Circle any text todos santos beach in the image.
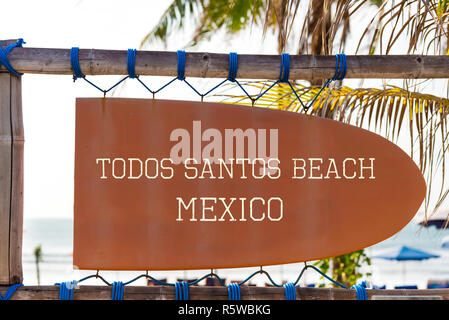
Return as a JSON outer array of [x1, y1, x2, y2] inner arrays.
[[94, 120, 375, 223]]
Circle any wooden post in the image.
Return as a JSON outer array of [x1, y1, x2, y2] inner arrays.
[[0, 63, 24, 285]]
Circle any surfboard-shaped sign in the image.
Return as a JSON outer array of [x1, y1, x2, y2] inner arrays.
[[74, 98, 426, 270]]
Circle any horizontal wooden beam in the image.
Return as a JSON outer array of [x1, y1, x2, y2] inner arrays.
[[2, 44, 449, 80], [2, 285, 448, 300]]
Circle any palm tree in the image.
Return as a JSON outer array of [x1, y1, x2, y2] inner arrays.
[[34, 245, 43, 285], [143, 0, 449, 286], [142, 0, 381, 54]]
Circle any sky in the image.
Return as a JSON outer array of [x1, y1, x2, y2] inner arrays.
[[1, 0, 448, 219]]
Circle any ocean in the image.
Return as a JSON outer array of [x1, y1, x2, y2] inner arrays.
[[22, 217, 449, 289]]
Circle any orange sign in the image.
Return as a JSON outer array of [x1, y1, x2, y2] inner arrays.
[[74, 98, 426, 270]]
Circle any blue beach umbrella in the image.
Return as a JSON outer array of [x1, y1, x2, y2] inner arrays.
[[441, 236, 449, 249], [374, 246, 439, 261], [373, 246, 440, 285]]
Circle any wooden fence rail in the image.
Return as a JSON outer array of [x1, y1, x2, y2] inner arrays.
[[1, 285, 447, 300], [4, 44, 449, 80]]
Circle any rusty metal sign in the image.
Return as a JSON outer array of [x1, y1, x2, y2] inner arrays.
[[74, 98, 426, 270]]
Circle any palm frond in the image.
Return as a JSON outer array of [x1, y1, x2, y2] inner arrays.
[[140, 0, 203, 47], [141, 0, 382, 53], [141, 0, 267, 48], [359, 0, 449, 55], [215, 81, 449, 213]]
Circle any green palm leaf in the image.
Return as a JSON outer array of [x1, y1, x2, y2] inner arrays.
[[141, 0, 267, 48], [216, 81, 449, 214]]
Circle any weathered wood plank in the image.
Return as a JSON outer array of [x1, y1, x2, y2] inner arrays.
[[8, 75, 23, 284], [1, 285, 448, 300], [0, 73, 12, 284], [371, 295, 443, 300], [0, 40, 24, 284], [2, 45, 449, 80]]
